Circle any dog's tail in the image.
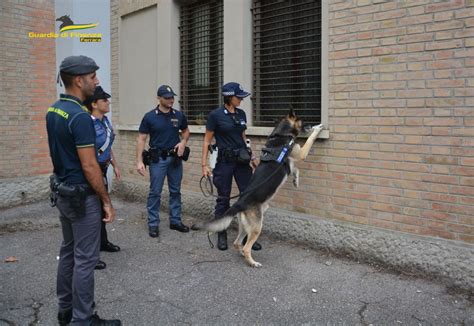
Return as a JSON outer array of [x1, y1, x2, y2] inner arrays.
[[191, 205, 241, 232]]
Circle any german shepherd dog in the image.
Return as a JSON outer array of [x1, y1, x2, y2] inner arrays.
[[192, 109, 323, 267]]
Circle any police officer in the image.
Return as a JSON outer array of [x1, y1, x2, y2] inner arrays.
[[201, 82, 262, 251], [46, 55, 121, 325], [84, 86, 121, 271], [136, 85, 190, 238]]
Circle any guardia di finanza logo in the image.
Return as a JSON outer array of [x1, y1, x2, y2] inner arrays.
[[28, 15, 102, 42]]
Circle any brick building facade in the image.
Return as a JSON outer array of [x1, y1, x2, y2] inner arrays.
[[111, 0, 473, 246], [0, 0, 472, 287]]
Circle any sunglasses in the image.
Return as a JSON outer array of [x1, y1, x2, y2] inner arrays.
[[163, 96, 174, 100]]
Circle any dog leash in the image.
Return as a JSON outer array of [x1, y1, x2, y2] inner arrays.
[[207, 232, 214, 248], [199, 162, 287, 200]]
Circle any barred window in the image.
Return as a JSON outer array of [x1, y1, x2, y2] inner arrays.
[[180, 0, 223, 125], [252, 0, 321, 126]]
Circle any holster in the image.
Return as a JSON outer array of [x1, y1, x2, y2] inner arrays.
[[57, 183, 93, 217], [181, 146, 190, 161], [49, 174, 60, 207], [142, 149, 151, 167]]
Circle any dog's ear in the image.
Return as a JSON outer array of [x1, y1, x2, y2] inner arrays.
[[288, 107, 296, 119]]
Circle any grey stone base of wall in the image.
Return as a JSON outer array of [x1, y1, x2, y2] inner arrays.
[[113, 178, 473, 292], [0, 175, 50, 208], [3, 176, 471, 291]]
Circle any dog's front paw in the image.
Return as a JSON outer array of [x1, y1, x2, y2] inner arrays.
[[312, 124, 323, 131]]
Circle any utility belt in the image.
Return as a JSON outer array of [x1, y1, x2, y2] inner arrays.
[[142, 146, 190, 167], [218, 147, 251, 165], [49, 174, 95, 208]]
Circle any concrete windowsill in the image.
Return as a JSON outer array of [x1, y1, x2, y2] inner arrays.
[[116, 124, 329, 139]]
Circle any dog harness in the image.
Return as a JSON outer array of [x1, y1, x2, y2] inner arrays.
[[260, 138, 295, 174]]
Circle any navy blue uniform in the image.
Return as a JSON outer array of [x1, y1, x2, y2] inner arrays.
[[206, 106, 252, 218], [139, 107, 188, 149], [46, 94, 102, 324], [139, 107, 188, 228], [206, 107, 247, 151]]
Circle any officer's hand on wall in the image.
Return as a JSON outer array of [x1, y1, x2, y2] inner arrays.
[[102, 205, 116, 223], [137, 162, 146, 176]]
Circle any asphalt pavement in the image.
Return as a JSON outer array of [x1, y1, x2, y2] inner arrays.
[[0, 198, 472, 325]]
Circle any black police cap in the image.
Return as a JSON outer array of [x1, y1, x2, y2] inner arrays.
[[84, 86, 111, 106], [59, 55, 99, 75]]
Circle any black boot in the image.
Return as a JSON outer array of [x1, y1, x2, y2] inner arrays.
[[90, 313, 121, 325], [243, 235, 262, 251], [217, 231, 228, 251], [95, 260, 107, 270], [58, 309, 72, 326]]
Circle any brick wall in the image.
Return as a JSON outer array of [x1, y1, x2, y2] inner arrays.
[[326, 0, 473, 243], [111, 0, 473, 245], [0, 0, 56, 178]]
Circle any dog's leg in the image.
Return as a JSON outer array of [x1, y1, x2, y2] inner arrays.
[[292, 167, 299, 188], [290, 124, 323, 161], [233, 213, 247, 253], [242, 210, 263, 268]]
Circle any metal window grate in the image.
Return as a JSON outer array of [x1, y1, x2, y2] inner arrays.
[[180, 0, 223, 125], [252, 0, 322, 126]]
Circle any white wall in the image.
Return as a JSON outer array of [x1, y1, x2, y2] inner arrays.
[[223, 0, 253, 124], [55, 0, 111, 98]]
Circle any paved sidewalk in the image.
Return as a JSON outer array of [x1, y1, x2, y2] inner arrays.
[[1, 199, 472, 325]]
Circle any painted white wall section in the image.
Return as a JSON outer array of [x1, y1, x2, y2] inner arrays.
[[223, 0, 253, 124]]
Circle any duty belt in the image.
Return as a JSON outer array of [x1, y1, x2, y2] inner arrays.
[[150, 148, 176, 159]]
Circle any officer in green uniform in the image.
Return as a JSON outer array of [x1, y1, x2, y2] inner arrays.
[[46, 55, 121, 325]]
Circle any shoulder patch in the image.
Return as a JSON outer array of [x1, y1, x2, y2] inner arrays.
[[47, 107, 69, 119]]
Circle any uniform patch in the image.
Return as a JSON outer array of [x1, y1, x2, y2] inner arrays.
[[48, 107, 69, 119]]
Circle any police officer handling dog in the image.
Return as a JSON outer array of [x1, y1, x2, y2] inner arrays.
[[46, 55, 121, 325], [136, 85, 190, 238], [201, 82, 262, 251]]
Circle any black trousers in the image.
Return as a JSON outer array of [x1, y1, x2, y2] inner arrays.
[[212, 160, 252, 218], [100, 165, 110, 247], [100, 220, 108, 247]]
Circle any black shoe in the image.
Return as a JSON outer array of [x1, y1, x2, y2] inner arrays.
[[101, 241, 121, 252], [149, 227, 159, 238], [170, 223, 190, 233], [90, 313, 121, 325], [243, 235, 262, 251], [95, 260, 107, 270], [217, 231, 228, 251], [58, 309, 72, 326]]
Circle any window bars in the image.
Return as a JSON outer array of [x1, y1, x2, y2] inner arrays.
[[180, 0, 223, 125], [252, 0, 322, 126]]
